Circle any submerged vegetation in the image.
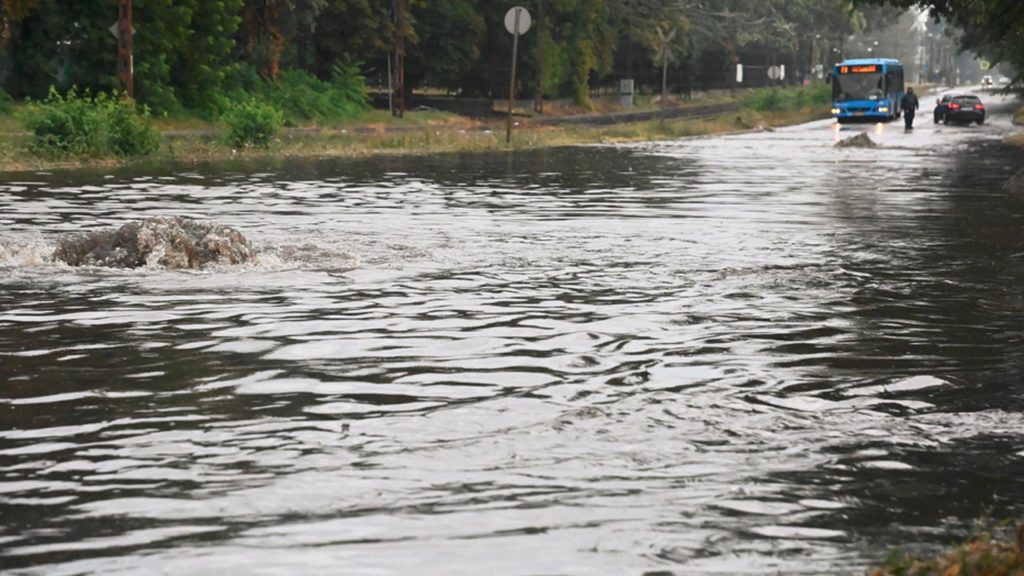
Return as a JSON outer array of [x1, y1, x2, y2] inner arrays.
[[870, 522, 1024, 576]]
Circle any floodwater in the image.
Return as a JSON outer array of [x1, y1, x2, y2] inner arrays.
[[2, 96, 1023, 575]]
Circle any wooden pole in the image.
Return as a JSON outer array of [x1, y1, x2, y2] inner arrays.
[[534, 0, 544, 114], [117, 0, 134, 98], [661, 53, 668, 109], [393, 0, 406, 118]]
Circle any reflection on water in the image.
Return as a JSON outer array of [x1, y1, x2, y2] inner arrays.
[[2, 115, 1024, 575]]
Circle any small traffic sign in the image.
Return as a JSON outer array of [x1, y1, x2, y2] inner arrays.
[[109, 22, 136, 40], [654, 27, 676, 63], [504, 7, 531, 35]]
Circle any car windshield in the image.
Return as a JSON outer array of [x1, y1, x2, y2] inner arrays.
[[833, 72, 885, 102]]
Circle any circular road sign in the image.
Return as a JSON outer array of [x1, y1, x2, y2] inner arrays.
[[504, 7, 532, 35], [767, 65, 783, 80]]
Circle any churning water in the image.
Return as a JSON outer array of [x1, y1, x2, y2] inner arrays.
[[2, 106, 1024, 575]]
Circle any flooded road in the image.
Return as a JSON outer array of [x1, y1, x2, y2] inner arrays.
[[2, 95, 1024, 575]]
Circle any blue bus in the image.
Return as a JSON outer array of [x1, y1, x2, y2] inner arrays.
[[830, 58, 905, 123]]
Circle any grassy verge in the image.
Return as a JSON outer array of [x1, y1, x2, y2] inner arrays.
[[147, 105, 826, 166], [0, 89, 829, 173], [869, 522, 1024, 576]]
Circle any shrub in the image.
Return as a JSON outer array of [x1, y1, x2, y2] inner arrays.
[[221, 98, 284, 148], [217, 62, 369, 125], [23, 87, 100, 155], [0, 90, 13, 115], [101, 96, 161, 157], [22, 87, 160, 157], [742, 84, 831, 112], [796, 83, 831, 108], [743, 88, 789, 112]]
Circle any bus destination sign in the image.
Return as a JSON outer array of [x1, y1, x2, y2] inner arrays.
[[840, 65, 879, 74]]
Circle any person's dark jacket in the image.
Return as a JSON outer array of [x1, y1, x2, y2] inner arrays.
[[901, 92, 920, 115]]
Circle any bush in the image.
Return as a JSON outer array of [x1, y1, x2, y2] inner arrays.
[[742, 84, 831, 112], [0, 90, 13, 115], [796, 83, 831, 108], [22, 87, 160, 157], [218, 62, 369, 125], [101, 97, 161, 157], [743, 88, 789, 112], [221, 98, 284, 148]]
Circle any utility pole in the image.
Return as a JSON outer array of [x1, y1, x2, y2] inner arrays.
[[117, 0, 134, 98], [392, 0, 406, 118]]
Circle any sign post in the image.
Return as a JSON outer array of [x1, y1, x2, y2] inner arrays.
[[504, 6, 531, 145], [110, 0, 134, 98], [654, 27, 676, 109]]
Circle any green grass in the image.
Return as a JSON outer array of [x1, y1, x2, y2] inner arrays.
[[0, 86, 830, 173], [0, 103, 26, 134]]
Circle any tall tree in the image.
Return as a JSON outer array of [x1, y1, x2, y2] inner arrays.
[[406, 0, 484, 93], [4, 0, 114, 98], [856, 0, 1023, 84], [312, 0, 394, 80], [0, 0, 38, 55]]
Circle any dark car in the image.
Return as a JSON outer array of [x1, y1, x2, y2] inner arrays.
[[933, 92, 963, 123], [942, 94, 986, 125]]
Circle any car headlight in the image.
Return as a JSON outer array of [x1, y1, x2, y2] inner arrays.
[[878, 107, 889, 113], [831, 108, 840, 115]]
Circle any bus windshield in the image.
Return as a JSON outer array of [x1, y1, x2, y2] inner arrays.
[[833, 72, 886, 102]]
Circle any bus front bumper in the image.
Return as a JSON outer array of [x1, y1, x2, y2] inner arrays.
[[832, 107, 893, 123]]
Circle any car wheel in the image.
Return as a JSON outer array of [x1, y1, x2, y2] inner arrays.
[[977, 119, 984, 125], [943, 118, 950, 125]]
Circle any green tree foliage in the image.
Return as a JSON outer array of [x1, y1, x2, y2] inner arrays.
[[0, 0, 38, 54], [0, 0, 925, 117], [174, 0, 244, 112], [310, 0, 394, 80], [856, 0, 1023, 86], [406, 0, 484, 92], [5, 0, 115, 98]]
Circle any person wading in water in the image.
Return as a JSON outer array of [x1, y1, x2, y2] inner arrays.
[[901, 87, 920, 130]]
